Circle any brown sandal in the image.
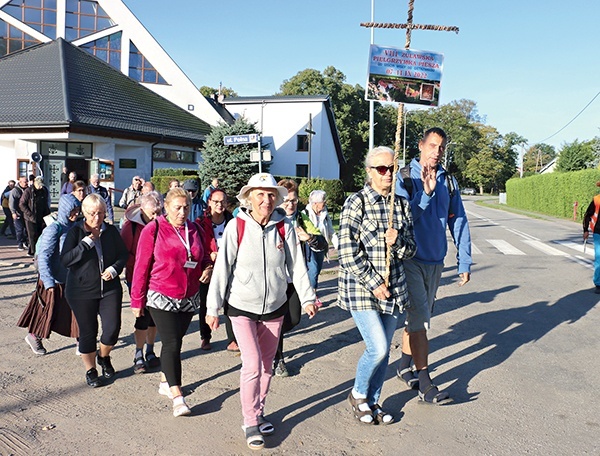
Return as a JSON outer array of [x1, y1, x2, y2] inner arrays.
[[347, 392, 374, 424], [370, 404, 394, 425]]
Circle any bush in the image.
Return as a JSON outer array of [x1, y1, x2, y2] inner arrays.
[[298, 178, 345, 214], [151, 169, 199, 194]]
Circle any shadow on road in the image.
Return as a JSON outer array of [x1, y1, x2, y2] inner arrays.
[[429, 288, 599, 403]]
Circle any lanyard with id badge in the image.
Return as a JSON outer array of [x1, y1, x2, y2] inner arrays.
[[173, 223, 197, 269]]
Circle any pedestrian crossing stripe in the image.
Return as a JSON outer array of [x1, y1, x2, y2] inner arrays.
[[522, 240, 568, 256], [486, 239, 526, 255]]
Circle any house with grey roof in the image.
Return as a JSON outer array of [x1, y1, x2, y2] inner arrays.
[[222, 96, 344, 179], [0, 38, 210, 201]]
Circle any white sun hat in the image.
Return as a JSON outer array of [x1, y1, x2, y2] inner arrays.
[[237, 173, 288, 207]]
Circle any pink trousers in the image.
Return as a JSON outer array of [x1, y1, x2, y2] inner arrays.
[[230, 315, 284, 427]]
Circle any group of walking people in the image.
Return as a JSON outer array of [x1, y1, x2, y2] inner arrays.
[[14, 125, 473, 451]]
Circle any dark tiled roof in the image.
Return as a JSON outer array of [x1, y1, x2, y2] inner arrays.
[[0, 38, 210, 145]]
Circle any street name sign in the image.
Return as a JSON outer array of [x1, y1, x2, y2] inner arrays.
[[223, 134, 260, 145]]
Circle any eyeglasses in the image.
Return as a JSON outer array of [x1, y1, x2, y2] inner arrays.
[[282, 199, 298, 205], [210, 200, 226, 205], [370, 165, 395, 175], [86, 211, 105, 218]]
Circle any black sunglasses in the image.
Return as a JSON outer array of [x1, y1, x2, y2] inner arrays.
[[370, 165, 394, 175]]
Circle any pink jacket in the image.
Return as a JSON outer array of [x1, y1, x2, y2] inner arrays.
[[130, 215, 210, 309]]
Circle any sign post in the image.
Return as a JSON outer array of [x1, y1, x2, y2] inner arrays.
[[361, 0, 459, 286], [223, 134, 263, 172]]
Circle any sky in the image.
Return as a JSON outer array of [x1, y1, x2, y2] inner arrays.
[[124, 0, 600, 151]]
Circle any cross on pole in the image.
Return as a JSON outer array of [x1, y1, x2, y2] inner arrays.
[[361, 0, 459, 286]]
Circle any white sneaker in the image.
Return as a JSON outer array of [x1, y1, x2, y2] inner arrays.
[[158, 382, 174, 399], [25, 334, 46, 355], [172, 398, 191, 417]]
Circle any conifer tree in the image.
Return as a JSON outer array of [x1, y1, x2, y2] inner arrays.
[[199, 117, 269, 201]]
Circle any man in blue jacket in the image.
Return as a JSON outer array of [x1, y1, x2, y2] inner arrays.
[[395, 127, 472, 405], [88, 174, 114, 224]]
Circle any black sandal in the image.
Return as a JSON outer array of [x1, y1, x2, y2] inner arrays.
[[347, 392, 374, 424], [418, 384, 452, 405], [397, 367, 419, 390], [145, 352, 160, 369], [133, 353, 146, 374], [370, 404, 394, 425]]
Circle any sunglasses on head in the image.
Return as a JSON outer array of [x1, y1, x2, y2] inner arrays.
[[370, 165, 395, 175]]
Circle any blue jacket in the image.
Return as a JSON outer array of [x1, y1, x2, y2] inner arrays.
[[87, 184, 114, 222], [37, 194, 81, 289], [395, 158, 472, 274]]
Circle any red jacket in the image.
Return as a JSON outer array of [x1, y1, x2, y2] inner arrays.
[[130, 215, 210, 309]]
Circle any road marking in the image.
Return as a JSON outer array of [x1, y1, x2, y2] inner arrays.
[[553, 240, 594, 257], [571, 255, 594, 269], [466, 210, 499, 225], [487, 239, 526, 255], [522, 240, 568, 256], [471, 243, 482, 255], [506, 228, 539, 241]]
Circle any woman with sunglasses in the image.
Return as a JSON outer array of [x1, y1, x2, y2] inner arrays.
[[337, 146, 416, 425]]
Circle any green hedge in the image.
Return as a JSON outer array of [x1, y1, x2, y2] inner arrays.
[[298, 178, 345, 214], [151, 169, 199, 194], [506, 169, 600, 220]]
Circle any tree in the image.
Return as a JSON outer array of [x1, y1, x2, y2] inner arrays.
[[522, 143, 556, 175], [278, 67, 375, 190], [403, 100, 484, 185], [199, 85, 238, 98], [556, 139, 595, 172], [199, 117, 266, 200]]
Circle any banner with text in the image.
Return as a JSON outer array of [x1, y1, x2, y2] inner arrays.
[[366, 45, 444, 106]]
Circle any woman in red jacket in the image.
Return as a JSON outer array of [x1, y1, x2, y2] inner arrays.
[[130, 187, 211, 417]]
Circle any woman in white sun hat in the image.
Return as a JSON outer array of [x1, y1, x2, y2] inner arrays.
[[206, 172, 318, 450]]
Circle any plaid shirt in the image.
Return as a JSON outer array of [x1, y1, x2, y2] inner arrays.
[[337, 184, 416, 314]]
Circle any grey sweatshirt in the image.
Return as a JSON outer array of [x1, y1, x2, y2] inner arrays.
[[207, 207, 315, 317]]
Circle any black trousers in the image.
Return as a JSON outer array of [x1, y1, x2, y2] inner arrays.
[[148, 308, 194, 387], [275, 284, 302, 361], [1, 207, 14, 235], [25, 220, 41, 256], [67, 293, 122, 354]]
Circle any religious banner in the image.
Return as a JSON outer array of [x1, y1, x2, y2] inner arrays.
[[366, 45, 444, 106]]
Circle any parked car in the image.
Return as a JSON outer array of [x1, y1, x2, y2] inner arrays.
[[461, 187, 476, 196]]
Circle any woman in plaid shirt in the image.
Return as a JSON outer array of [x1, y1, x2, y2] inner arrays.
[[338, 146, 416, 425]]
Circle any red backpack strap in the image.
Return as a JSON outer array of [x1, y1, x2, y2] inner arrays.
[[236, 217, 284, 249], [236, 217, 245, 247], [276, 220, 285, 241]]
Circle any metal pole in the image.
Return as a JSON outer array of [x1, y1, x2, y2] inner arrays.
[[368, 0, 375, 151], [307, 113, 312, 179], [259, 101, 265, 173]]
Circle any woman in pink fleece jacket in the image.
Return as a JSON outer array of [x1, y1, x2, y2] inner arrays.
[[130, 187, 211, 417]]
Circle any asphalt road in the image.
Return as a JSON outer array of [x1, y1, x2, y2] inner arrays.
[[0, 199, 598, 455]]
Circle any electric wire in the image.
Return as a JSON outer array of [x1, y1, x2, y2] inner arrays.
[[537, 90, 600, 143]]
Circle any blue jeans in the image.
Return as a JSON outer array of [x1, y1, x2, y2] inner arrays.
[[594, 234, 600, 286], [14, 217, 26, 246], [306, 249, 325, 289], [350, 307, 399, 405]]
